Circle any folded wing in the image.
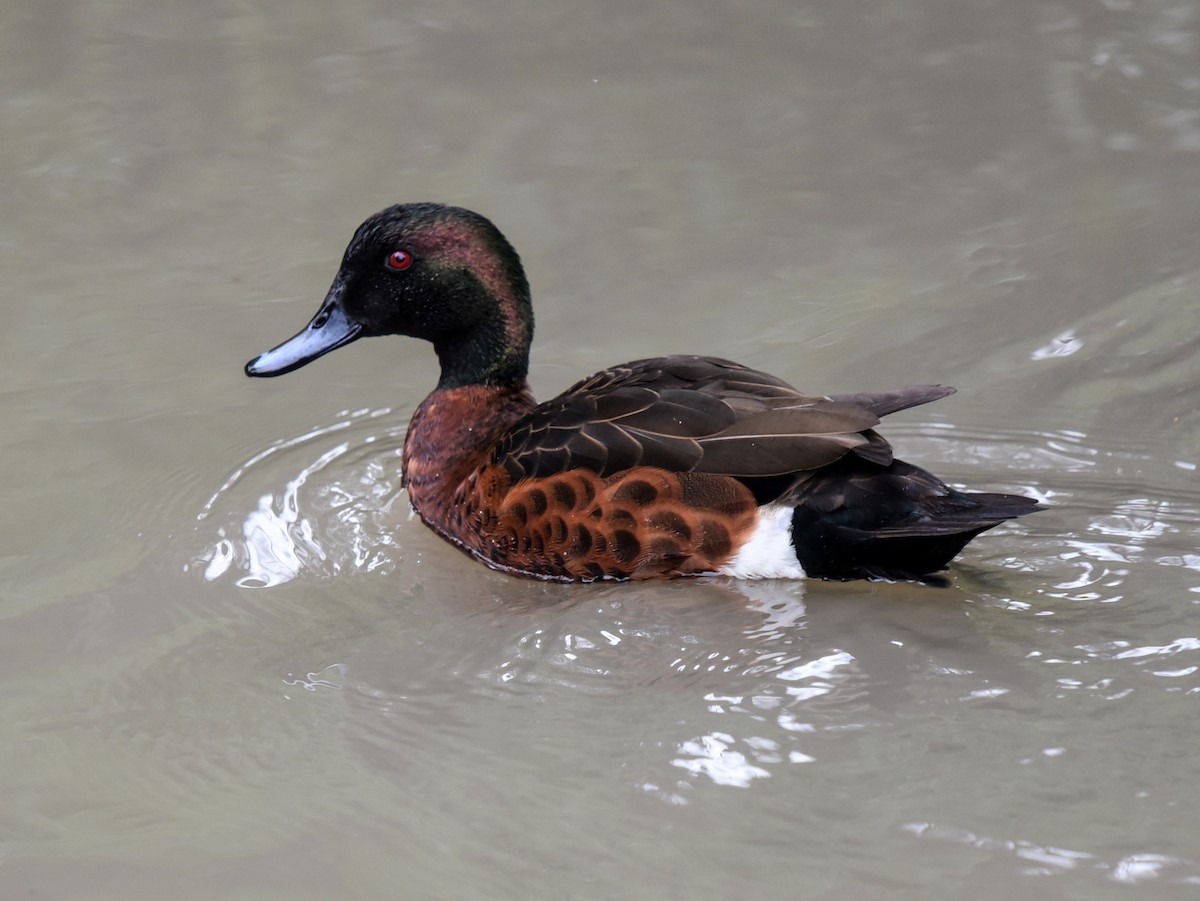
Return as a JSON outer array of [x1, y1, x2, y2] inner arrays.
[[494, 356, 954, 493]]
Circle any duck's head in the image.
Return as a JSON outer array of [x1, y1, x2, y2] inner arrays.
[[245, 203, 534, 388]]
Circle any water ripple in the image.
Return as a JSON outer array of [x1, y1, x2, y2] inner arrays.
[[903, 821, 1200, 886], [186, 407, 409, 587]]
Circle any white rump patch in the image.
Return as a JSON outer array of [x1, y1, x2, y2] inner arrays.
[[718, 505, 807, 579]]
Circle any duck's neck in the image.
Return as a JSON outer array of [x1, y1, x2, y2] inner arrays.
[[402, 381, 535, 527], [433, 316, 529, 390], [428, 234, 534, 390]]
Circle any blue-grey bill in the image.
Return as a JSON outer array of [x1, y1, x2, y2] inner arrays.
[[245, 301, 362, 377]]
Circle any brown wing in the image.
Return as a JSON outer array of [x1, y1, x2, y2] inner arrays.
[[827, 385, 956, 417], [493, 356, 919, 486]]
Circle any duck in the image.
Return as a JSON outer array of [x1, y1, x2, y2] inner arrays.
[[245, 202, 1041, 583]]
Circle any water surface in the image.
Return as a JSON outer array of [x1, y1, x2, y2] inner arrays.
[[3, 1, 1199, 898]]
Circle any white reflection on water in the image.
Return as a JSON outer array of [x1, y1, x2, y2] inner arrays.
[[1046, 494, 1200, 605], [668, 666, 837, 787], [902, 821, 1200, 886], [1074, 636, 1200, 689], [1030, 329, 1084, 360], [1112, 637, 1200, 659], [282, 663, 347, 696], [671, 731, 772, 787], [904, 820, 1097, 874], [187, 407, 407, 587]]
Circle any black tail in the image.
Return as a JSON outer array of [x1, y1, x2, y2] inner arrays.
[[789, 458, 1043, 582]]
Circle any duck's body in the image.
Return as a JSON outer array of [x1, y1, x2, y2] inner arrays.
[[246, 203, 1041, 582]]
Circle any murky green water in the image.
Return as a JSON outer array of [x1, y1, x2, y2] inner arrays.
[[3, 1, 1199, 898]]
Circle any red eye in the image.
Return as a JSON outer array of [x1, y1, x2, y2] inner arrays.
[[385, 250, 413, 270]]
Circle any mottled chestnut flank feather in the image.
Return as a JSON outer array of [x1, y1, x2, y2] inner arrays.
[[246, 202, 1043, 583], [446, 464, 758, 580], [400, 370, 773, 579]]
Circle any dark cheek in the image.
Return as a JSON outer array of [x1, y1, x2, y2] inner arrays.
[[366, 287, 393, 318], [340, 273, 374, 317]]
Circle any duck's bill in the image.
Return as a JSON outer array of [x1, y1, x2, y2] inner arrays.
[[245, 299, 362, 377]]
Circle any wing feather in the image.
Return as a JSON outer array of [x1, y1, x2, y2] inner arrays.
[[493, 356, 948, 494]]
